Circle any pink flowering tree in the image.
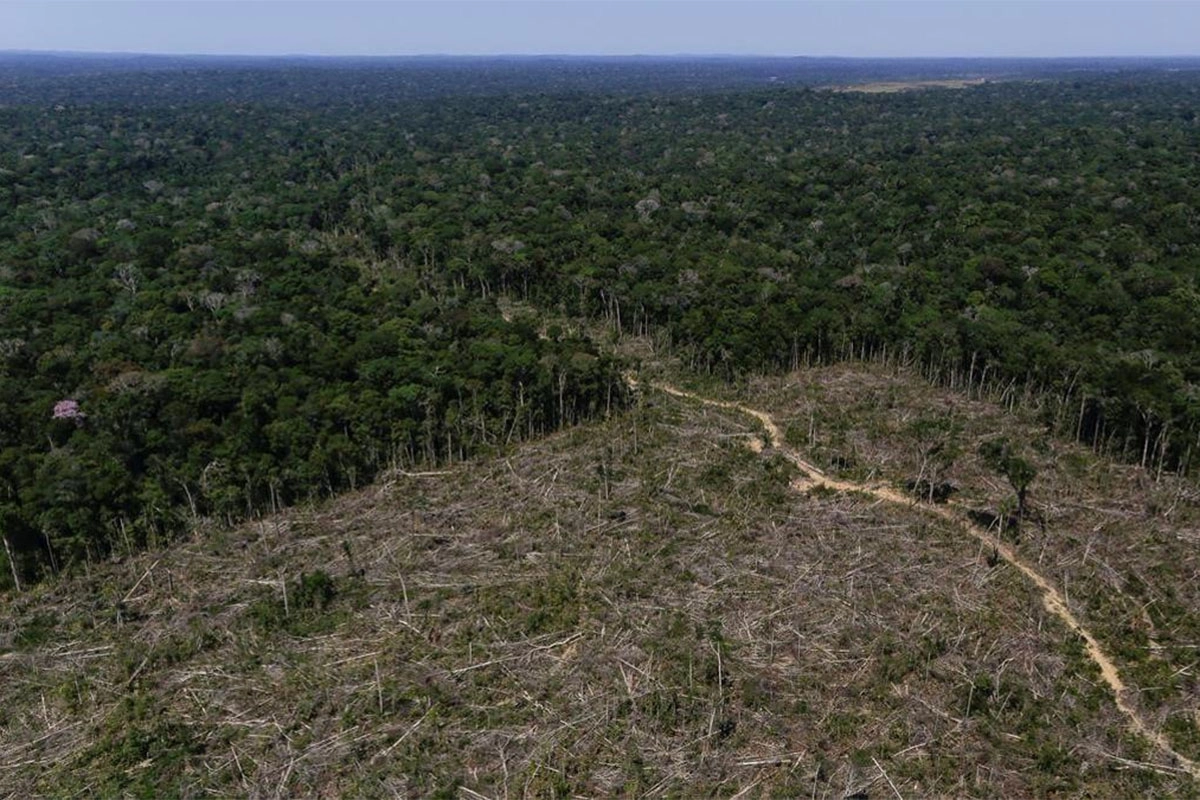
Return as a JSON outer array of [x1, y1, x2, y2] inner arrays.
[[52, 399, 85, 422]]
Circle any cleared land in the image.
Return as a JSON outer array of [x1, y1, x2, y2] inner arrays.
[[829, 77, 990, 93], [651, 377, 1200, 781], [2, 363, 1199, 797]]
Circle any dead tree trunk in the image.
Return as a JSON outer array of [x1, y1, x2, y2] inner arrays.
[[2, 533, 20, 591]]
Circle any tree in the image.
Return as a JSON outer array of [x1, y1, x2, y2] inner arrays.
[[979, 437, 1037, 533], [906, 414, 963, 503]]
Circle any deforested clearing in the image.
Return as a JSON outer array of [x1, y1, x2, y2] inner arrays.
[[4, 363, 1199, 797]]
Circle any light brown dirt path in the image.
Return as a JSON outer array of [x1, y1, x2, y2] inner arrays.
[[648, 379, 1200, 780]]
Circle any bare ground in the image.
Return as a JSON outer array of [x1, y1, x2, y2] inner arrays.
[[828, 78, 990, 94]]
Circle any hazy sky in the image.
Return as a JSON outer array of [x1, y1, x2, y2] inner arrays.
[[1, 1, 1198, 58]]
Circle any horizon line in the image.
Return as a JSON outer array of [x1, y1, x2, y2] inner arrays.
[[5, 49, 1200, 61]]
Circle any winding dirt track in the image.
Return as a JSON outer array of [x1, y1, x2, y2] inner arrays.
[[649, 380, 1200, 780]]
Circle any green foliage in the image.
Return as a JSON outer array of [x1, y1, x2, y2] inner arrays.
[[5, 56, 1200, 589], [293, 569, 337, 612], [248, 569, 358, 636], [980, 436, 1038, 525], [66, 694, 204, 799], [12, 612, 57, 650]]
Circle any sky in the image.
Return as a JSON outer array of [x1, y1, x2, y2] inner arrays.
[[0, 1, 1198, 59]]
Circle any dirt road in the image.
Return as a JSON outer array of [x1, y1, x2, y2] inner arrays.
[[649, 379, 1200, 780]]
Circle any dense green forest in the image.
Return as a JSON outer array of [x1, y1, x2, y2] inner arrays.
[[2, 56, 1200, 585]]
